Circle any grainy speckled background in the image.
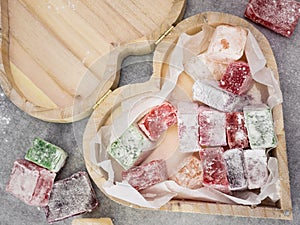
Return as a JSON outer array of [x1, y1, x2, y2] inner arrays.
[[1, 0, 299, 224]]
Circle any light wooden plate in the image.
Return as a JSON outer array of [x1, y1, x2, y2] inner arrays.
[[0, 0, 186, 122], [83, 12, 292, 220]]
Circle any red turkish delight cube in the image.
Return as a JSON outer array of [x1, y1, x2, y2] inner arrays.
[[226, 112, 249, 149], [198, 106, 227, 147], [6, 159, 56, 206], [138, 102, 177, 141], [245, 0, 300, 37], [199, 147, 229, 193], [219, 61, 253, 95], [122, 160, 168, 191]]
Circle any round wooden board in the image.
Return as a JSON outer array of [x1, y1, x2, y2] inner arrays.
[[0, 0, 186, 122], [83, 12, 292, 220]]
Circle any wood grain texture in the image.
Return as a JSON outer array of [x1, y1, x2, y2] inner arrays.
[[83, 12, 292, 220], [0, 0, 186, 122]]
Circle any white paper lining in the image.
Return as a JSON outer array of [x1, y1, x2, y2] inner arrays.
[[90, 26, 282, 209]]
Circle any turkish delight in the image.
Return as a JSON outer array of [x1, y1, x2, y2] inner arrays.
[[244, 149, 268, 189], [25, 138, 68, 172], [193, 80, 250, 112], [223, 149, 247, 191], [108, 125, 154, 170], [44, 172, 98, 223], [177, 102, 201, 152], [138, 102, 177, 141], [72, 218, 114, 225], [199, 147, 229, 193], [219, 61, 253, 95], [6, 159, 56, 206], [206, 25, 247, 63], [122, 160, 168, 191], [245, 0, 300, 37], [169, 154, 203, 189], [198, 106, 227, 147], [226, 112, 249, 149], [244, 104, 277, 148]]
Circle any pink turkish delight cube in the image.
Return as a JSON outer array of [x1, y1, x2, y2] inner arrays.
[[177, 102, 201, 152], [223, 149, 248, 191], [138, 102, 177, 141], [245, 0, 300, 37], [122, 160, 168, 191], [226, 112, 249, 149], [200, 147, 229, 193], [244, 149, 268, 189], [6, 159, 56, 206], [219, 61, 253, 95], [169, 154, 203, 189], [198, 106, 227, 147]]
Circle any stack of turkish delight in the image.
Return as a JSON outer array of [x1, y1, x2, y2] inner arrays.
[[107, 24, 278, 201], [6, 138, 98, 223]]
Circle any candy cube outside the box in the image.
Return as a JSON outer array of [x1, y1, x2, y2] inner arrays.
[[177, 102, 201, 152], [72, 218, 114, 225], [223, 149, 247, 191], [108, 125, 154, 170], [244, 104, 277, 149], [138, 102, 177, 141], [199, 147, 229, 193], [244, 149, 268, 189], [245, 0, 300, 37], [193, 80, 250, 112], [44, 172, 98, 223], [226, 112, 249, 149], [6, 159, 56, 206], [206, 25, 247, 63], [25, 138, 68, 173], [169, 154, 203, 189], [219, 61, 253, 95], [122, 160, 168, 191], [198, 106, 227, 147]]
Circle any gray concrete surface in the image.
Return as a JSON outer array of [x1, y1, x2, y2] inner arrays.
[[1, 0, 299, 224]]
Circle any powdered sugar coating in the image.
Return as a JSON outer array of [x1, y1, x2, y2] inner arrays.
[[122, 160, 168, 191], [219, 61, 253, 95], [44, 172, 98, 223], [245, 0, 300, 37], [169, 155, 203, 189], [198, 106, 227, 147], [244, 149, 268, 189], [223, 149, 247, 191], [226, 112, 249, 149], [206, 25, 247, 63], [193, 80, 250, 112], [200, 147, 229, 193], [6, 159, 56, 206], [177, 102, 201, 152], [138, 102, 177, 141]]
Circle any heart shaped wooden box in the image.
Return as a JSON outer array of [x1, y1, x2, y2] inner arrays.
[[0, 0, 292, 220]]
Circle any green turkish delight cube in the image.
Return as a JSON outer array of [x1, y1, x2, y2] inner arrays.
[[108, 125, 153, 170], [244, 104, 277, 149], [25, 138, 68, 172]]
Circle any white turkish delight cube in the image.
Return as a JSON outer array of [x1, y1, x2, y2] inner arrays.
[[244, 149, 268, 189], [177, 102, 201, 152], [193, 80, 250, 112], [206, 25, 247, 63]]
